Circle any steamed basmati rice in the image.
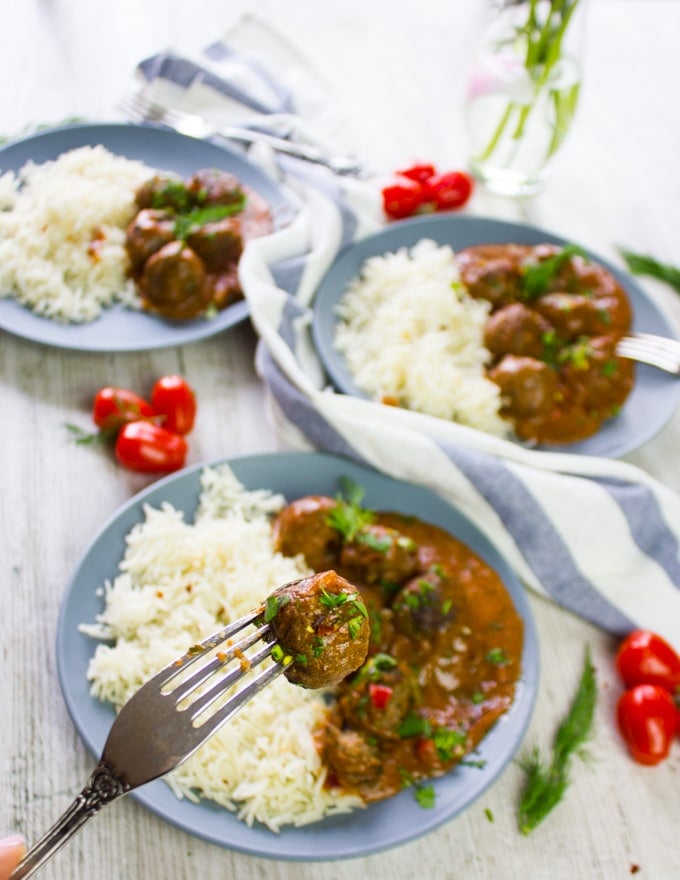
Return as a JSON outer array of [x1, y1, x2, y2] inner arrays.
[[333, 239, 510, 437], [80, 465, 364, 831], [0, 145, 154, 322]]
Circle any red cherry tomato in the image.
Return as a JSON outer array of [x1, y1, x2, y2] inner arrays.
[[615, 630, 680, 693], [616, 684, 676, 765], [150, 375, 197, 435], [428, 171, 474, 211], [397, 163, 437, 184], [92, 387, 156, 433], [368, 682, 393, 709], [115, 421, 187, 473], [381, 176, 426, 219]]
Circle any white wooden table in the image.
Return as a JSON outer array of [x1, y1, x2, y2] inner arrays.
[[1, 2, 679, 878]]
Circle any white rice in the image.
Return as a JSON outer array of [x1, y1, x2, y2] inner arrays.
[[80, 465, 364, 831], [333, 239, 510, 437], [0, 145, 154, 322]]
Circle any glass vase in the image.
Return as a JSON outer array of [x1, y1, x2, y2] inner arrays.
[[464, 0, 586, 197]]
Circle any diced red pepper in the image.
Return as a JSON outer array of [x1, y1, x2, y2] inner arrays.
[[368, 682, 393, 709]]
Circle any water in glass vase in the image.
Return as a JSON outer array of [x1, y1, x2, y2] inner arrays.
[[465, 51, 581, 197]]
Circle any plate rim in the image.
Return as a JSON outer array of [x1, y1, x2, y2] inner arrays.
[[56, 449, 540, 861], [0, 121, 295, 352], [311, 213, 680, 458]]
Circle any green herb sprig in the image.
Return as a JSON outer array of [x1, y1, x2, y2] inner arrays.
[[325, 477, 376, 541], [522, 243, 586, 298], [618, 248, 680, 296], [475, 0, 583, 164], [517, 645, 596, 835]]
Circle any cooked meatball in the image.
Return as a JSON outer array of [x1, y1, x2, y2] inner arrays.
[[488, 354, 559, 418], [186, 216, 244, 272], [338, 660, 415, 740], [272, 495, 341, 572], [125, 209, 176, 273], [138, 240, 210, 321], [324, 725, 382, 790], [239, 188, 275, 239], [205, 268, 243, 310], [188, 169, 245, 207], [392, 567, 456, 638], [340, 524, 419, 588], [484, 302, 554, 359], [560, 336, 635, 414], [134, 174, 192, 213], [457, 244, 526, 307], [535, 293, 626, 341], [267, 570, 370, 689]]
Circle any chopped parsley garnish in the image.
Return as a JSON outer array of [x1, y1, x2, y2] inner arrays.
[[414, 785, 436, 809], [325, 477, 375, 540], [399, 713, 432, 738], [347, 617, 364, 640], [150, 178, 192, 212], [398, 768, 436, 809], [354, 653, 397, 684], [486, 647, 509, 666], [263, 593, 290, 622], [174, 202, 245, 240], [355, 529, 392, 552], [484, 807, 494, 822], [558, 337, 592, 370], [318, 588, 349, 609], [432, 729, 467, 761], [521, 244, 587, 299]]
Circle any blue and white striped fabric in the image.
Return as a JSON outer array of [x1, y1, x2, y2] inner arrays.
[[240, 188, 680, 650], [135, 18, 680, 650]]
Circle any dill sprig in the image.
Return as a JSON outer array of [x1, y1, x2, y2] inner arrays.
[[618, 248, 680, 296], [517, 645, 596, 835]]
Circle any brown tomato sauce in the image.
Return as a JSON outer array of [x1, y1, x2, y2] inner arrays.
[[273, 494, 523, 804], [457, 243, 635, 444]]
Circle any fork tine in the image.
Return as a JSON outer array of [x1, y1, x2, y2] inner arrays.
[[194, 658, 286, 739], [167, 623, 271, 704], [616, 333, 680, 373], [153, 606, 263, 690], [117, 92, 167, 124], [188, 639, 277, 723]]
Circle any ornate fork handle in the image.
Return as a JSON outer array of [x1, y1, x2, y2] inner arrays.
[[10, 762, 130, 880]]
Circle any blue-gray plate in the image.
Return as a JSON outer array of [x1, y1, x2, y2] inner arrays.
[[57, 451, 539, 861], [311, 214, 680, 457], [0, 122, 296, 352]]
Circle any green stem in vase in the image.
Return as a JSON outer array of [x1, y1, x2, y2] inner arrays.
[[474, 0, 582, 163]]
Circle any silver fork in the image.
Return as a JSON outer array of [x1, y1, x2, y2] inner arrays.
[[10, 604, 281, 879], [616, 332, 680, 374], [117, 92, 368, 178]]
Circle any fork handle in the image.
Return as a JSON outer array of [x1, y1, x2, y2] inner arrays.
[[10, 762, 130, 879], [211, 127, 366, 176]]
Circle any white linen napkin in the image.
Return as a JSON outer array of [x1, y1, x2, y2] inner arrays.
[[134, 15, 680, 650]]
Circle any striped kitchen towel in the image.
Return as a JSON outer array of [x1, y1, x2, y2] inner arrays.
[[135, 15, 680, 649]]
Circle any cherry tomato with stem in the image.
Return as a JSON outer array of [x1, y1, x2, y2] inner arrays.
[[615, 630, 680, 693], [150, 375, 197, 435], [115, 421, 187, 473], [616, 684, 676, 766], [428, 170, 474, 211], [381, 176, 426, 219], [92, 387, 156, 434]]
